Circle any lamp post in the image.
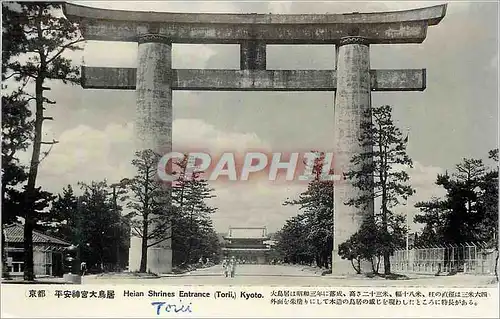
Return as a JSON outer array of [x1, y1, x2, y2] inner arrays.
[[63, 244, 81, 284]]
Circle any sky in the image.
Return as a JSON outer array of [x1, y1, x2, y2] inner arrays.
[[15, 1, 499, 234]]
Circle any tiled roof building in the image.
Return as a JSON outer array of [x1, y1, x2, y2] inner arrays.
[[4, 224, 70, 246]]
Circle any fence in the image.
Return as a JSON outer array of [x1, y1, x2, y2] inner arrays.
[[390, 242, 498, 275]]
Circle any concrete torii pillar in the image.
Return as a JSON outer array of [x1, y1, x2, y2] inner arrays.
[[135, 34, 173, 274], [333, 36, 374, 274]]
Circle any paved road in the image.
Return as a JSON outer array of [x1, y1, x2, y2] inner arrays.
[[82, 264, 498, 287], [189, 264, 320, 277]]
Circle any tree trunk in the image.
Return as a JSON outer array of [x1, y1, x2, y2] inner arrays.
[[495, 248, 499, 282], [113, 187, 120, 271], [322, 250, 329, 268], [379, 130, 391, 276], [381, 207, 391, 274], [351, 259, 361, 274], [185, 207, 194, 264], [139, 216, 148, 272], [99, 229, 105, 272], [381, 203, 391, 275], [1, 185, 9, 278], [2, 230, 9, 278], [23, 73, 46, 281], [383, 251, 391, 275], [370, 257, 377, 273]]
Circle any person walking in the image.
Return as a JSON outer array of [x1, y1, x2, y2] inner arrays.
[[229, 256, 237, 278], [221, 258, 229, 277], [80, 261, 87, 276]]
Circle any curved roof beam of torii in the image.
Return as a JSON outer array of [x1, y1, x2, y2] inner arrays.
[[63, 2, 447, 44], [63, 3, 447, 25]]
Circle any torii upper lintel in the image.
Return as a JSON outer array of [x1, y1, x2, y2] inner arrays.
[[63, 3, 447, 44]]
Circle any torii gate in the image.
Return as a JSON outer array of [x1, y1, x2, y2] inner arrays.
[[63, 3, 447, 274]]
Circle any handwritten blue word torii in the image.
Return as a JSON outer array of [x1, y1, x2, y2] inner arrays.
[[151, 301, 193, 315]]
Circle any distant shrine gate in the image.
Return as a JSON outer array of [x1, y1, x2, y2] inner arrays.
[[222, 227, 272, 264], [64, 3, 447, 274]]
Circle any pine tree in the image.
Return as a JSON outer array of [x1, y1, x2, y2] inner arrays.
[[1, 95, 32, 213], [414, 150, 499, 280], [483, 150, 499, 281], [108, 179, 132, 271], [2, 2, 83, 280], [283, 152, 334, 268], [274, 214, 315, 265], [413, 198, 447, 247], [78, 181, 124, 271], [126, 150, 173, 272], [338, 216, 384, 274], [1, 93, 33, 278], [171, 154, 217, 266], [344, 105, 414, 275], [478, 150, 499, 242], [39, 185, 78, 241], [2, 5, 34, 277], [415, 157, 490, 244]]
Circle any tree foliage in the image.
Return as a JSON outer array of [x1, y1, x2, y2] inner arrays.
[[38, 185, 77, 241], [278, 152, 334, 268], [78, 181, 129, 272], [1, 93, 33, 224], [125, 150, 173, 272], [414, 150, 499, 246], [343, 105, 413, 275], [274, 215, 315, 264], [1, 6, 34, 278], [29, 181, 130, 273], [171, 155, 219, 267], [2, 2, 83, 280], [338, 216, 384, 274]]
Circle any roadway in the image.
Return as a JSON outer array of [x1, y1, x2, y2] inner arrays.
[[81, 264, 498, 287]]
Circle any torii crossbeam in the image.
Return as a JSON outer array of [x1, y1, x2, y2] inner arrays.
[[63, 2, 447, 275]]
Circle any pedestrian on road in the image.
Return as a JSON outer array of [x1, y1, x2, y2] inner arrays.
[[230, 256, 237, 278], [222, 258, 229, 277], [81, 261, 87, 276]]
